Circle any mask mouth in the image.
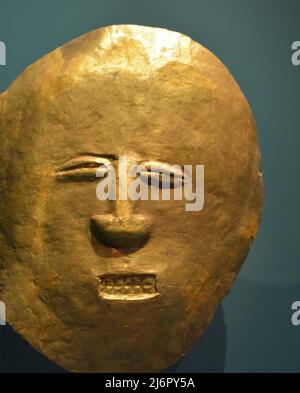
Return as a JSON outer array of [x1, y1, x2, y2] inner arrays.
[[98, 273, 158, 300]]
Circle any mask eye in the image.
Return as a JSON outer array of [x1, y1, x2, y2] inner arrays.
[[140, 162, 185, 189], [56, 157, 112, 182]]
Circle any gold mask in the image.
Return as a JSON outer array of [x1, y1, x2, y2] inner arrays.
[[0, 25, 263, 372]]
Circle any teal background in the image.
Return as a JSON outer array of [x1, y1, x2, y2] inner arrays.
[[0, 0, 300, 372]]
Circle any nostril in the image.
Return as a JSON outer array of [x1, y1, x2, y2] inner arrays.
[[90, 214, 151, 249]]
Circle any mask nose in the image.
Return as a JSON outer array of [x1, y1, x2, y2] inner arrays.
[[91, 199, 151, 249]]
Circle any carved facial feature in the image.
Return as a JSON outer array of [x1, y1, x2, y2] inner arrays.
[[56, 155, 114, 182], [98, 273, 158, 300], [56, 155, 188, 253]]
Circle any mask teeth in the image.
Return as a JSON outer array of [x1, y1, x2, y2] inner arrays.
[[99, 274, 157, 297]]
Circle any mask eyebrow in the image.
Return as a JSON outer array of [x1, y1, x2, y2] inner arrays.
[[77, 153, 117, 160], [57, 155, 113, 172]]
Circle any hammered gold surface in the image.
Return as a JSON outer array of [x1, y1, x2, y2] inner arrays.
[[0, 25, 263, 372]]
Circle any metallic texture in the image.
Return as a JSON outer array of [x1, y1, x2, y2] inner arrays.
[[0, 25, 263, 372]]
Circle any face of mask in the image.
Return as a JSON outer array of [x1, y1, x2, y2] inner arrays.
[[0, 25, 263, 372]]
